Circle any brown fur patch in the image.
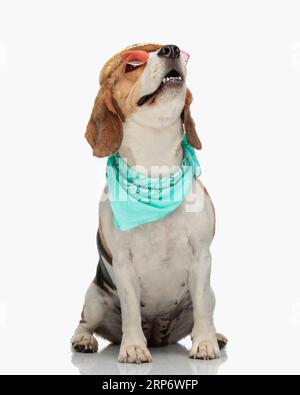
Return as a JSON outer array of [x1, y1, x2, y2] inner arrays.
[[182, 89, 202, 150], [110, 65, 144, 119], [85, 89, 123, 157], [100, 43, 162, 85]]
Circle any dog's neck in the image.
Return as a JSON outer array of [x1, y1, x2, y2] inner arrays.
[[118, 118, 184, 178]]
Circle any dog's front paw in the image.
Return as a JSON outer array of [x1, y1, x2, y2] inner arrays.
[[71, 334, 98, 353], [118, 341, 152, 364], [190, 333, 220, 360]]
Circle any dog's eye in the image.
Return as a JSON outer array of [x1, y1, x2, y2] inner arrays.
[[125, 63, 142, 73]]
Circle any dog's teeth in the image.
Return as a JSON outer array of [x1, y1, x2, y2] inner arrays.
[[163, 75, 183, 83]]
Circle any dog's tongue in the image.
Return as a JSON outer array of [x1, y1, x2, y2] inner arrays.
[[120, 50, 149, 66]]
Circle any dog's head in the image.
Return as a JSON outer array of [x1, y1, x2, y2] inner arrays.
[[85, 43, 201, 157]]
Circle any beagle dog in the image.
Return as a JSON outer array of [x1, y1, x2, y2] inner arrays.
[[71, 43, 227, 363]]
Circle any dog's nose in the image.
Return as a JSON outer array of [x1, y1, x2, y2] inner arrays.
[[158, 45, 180, 60]]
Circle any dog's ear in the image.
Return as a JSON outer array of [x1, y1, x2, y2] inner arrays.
[[85, 89, 124, 158], [182, 88, 202, 150]]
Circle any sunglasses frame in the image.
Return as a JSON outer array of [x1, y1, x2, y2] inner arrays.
[[120, 48, 191, 67]]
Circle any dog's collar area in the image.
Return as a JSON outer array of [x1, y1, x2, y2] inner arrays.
[[105, 135, 201, 231]]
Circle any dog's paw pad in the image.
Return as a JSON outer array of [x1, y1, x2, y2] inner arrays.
[[118, 343, 152, 364], [71, 334, 98, 353]]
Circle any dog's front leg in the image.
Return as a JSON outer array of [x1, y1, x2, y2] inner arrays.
[[188, 247, 221, 360], [113, 252, 152, 364]]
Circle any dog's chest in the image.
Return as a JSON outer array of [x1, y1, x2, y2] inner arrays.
[[127, 207, 194, 316]]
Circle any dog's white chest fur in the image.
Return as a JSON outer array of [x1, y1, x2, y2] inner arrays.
[[126, 206, 194, 316]]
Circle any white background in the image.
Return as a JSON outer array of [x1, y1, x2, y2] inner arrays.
[[1, 0, 300, 375]]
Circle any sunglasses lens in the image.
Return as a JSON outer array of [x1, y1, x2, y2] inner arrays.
[[180, 50, 190, 63], [120, 50, 149, 66]]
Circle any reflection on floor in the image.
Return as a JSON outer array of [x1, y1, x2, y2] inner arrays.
[[71, 342, 227, 375]]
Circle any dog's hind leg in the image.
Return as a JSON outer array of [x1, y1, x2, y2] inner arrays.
[[71, 282, 111, 353], [72, 230, 122, 352]]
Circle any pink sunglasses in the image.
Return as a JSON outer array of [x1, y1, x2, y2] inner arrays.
[[120, 49, 190, 66]]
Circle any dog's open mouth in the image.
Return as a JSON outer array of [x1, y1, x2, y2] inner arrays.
[[137, 69, 184, 106]]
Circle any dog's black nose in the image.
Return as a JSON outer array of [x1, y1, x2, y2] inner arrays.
[[158, 45, 180, 60]]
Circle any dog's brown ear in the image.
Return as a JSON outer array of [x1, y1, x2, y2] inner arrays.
[[85, 90, 124, 158], [182, 88, 202, 150]]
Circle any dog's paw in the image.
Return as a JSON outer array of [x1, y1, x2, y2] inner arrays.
[[118, 342, 152, 364], [71, 334, 98, 353], [190, 333, 220, 360]]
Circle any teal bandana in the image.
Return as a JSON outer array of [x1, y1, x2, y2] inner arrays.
[[106, 135, 201, 231]]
